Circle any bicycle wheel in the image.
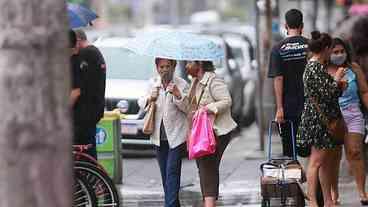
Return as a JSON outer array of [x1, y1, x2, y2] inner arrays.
[[75, 161, 120, 207], [74, 172, 97, 207], [73, 152, 109, 175]]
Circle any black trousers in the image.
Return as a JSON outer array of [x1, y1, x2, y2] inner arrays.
[[73, 124, 97, 160], [279, 116, 300, 157], [196, 132, 232, 199]]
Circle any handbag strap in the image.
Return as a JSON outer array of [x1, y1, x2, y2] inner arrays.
[[195, 78, 211, 110], [310, 97, 330, 126]]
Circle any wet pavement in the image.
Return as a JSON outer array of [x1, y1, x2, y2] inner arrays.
[[117, 124, 365, 206]]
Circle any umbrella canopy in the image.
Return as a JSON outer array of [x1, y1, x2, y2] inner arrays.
[[123, 30, 224, 61], [67, 3, 98, 28]]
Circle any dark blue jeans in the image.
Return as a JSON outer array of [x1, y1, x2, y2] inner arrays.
[[155, 141, 183, 207]]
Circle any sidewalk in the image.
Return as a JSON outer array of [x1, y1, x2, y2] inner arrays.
[[119, 124, 262, 206], [118, 124, 364, 206], [263, 124, 363, 207]]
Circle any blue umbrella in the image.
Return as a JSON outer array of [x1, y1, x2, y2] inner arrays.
[[123, 30, 224, 61], [67, 3, 98, 28]]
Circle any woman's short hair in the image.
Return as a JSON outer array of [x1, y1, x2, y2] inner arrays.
[[155, 58, 177, 68], [195, 61, 215, 72], [308, 31, 332, 53], [69, 30, 77, 48], [331, 37, 352, 65]]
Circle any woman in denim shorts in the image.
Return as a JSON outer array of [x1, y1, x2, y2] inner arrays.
[[327, 38, 368, 205]]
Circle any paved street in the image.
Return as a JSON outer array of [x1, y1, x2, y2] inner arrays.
[[118, 124, 364, 206]]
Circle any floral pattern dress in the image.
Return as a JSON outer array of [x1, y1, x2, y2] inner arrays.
[[297, 61, 343, 149]]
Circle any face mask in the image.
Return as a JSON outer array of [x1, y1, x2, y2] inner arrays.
[[186, 63, 199, 77], [330, 53, 347, 66]]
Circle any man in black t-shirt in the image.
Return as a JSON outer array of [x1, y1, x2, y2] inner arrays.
[[69, 30, 81, 110], [268, 9, 308, 157], [74, 29, 106, 159]]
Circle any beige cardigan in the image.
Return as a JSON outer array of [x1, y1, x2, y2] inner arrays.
[[180, 72, 237, 136]]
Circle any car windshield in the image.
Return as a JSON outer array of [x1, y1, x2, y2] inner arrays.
[[231, 47, 244, 67], [98, 47, 155, 80], [213, 58, 225, 70]]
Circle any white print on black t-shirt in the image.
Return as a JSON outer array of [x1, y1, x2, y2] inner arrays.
[[280, 42, 308, 51], [80, 61, 88, 71], [283, 52, 308, 58], [280, 42, 308, 62]]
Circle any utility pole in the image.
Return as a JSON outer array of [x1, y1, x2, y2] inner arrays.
[[297, 0, 302, 9], [325, 0, 334, 33], [255, 0, 264, 151], [312, 0, 319, 31], [256, 0, 275, 151]]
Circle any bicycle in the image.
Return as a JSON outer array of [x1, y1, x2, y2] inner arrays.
[[73, 145, 120, 207], [74, 171, 97, 207]]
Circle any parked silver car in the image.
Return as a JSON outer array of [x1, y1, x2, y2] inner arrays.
[[94, 37, 156, 152], [223, 33, 257, 126]]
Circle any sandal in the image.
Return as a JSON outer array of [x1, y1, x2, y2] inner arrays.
[[332, 199, 341, 205], [361, 199, 368, 206]]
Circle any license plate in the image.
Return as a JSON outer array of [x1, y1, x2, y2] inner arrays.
[[121, 124, 138, 135]]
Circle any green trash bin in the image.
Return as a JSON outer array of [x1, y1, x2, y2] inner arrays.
[[96, 111, 122, 184]]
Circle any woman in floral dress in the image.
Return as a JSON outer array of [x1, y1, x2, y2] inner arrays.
[[297, 31, 347, 207]]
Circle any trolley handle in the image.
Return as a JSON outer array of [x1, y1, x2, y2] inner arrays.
[[267, 120, 297, 161]]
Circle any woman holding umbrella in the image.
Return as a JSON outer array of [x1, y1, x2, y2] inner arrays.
[[138, 58, 189, 207], [129, 30, 235, 206], [183, 60, 237, 207]]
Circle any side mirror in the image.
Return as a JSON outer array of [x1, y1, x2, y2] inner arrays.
[[251, 60, 258, 70], [228, 59, 237, 71], [213, 59, 222, 68]]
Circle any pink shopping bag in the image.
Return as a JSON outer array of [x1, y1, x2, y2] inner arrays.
[[187, 107, 216, 160]]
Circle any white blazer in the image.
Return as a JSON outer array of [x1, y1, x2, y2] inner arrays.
[[138, 76, 189, 148]]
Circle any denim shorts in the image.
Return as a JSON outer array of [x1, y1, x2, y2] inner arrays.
[[341, 104, 365, 135]]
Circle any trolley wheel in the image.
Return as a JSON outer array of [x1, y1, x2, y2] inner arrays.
[[296, 193, 306, 207], [261, 198, 270, 207]]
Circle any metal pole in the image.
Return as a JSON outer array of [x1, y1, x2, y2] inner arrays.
[[297, 0, 302, 10], [312, 0, 319, 31], [255, 0, 265, 151], [257, 0, 275, 151], [325, 0, 334, 33]]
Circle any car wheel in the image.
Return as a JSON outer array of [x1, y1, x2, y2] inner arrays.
[[241, 81, 256, 127], [242, 106, 256, 127]]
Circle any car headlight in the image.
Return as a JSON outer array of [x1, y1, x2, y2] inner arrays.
[[116, 100, 129, 114]]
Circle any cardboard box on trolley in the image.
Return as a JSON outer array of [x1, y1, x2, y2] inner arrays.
[[260, 120, 307, 207]]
